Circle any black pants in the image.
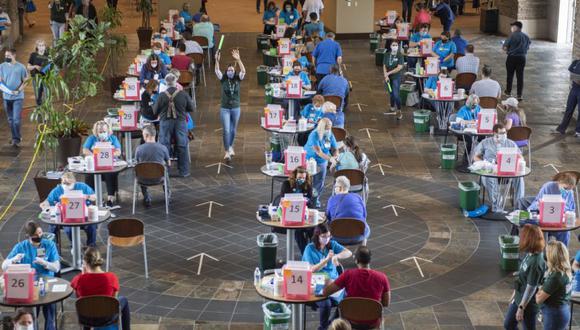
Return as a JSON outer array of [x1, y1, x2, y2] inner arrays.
[[256, 0, 267, 11], [402, 0, 414, 22], [85, 173, 119, 198], [106, 0, 118, 8], [557, 84, 580, 134], [505, 55, 526, 97], [293, 0, 305, 8]]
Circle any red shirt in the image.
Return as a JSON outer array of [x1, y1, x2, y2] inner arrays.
[[171, 54, 192, 70], [334, 268, 390, 325], [71, 272, 119, 297]]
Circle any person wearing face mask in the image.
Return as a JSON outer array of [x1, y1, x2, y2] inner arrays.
[[516, 173, 576, 246], [412, 3, 431, 30], [473, 124, 524, 213], [139, 54, 168, 85], [317, 65, 349, 112], [82, 121, 122, 207], [215, 49, 246, 161], [12, 309, 34, 330], [305, 118, 339, 207], [27, 40, 49, 106], [409, 24, 431, 48], [432, 0, 455, 33], [75, 0, 98, 22], [303, 12, 325, 38], [2, 222, 60, 330], [383, 40, 404, 120], [424, 68, 448, 91], [262, 1, 279, 34], [48, 0, 66, 45], [140, 80, 159, 122], [280, 166, 315, 254], [158, 27, 173, 48], [286, 61, 311, 90], [335, 135, 369, 172], [502, 21, 530, 101], [302, 223, 352, 330], [326, 176, 369, 245], [455, 94, 481, 164], [152, 42, 171, 67], [39, 172, 98, 246], [321, 101, 344, 129], [433, 31, 457, 70], [0, 48, 28, 148], [279, 1, 300, 29], [301, 94, 325, 124]]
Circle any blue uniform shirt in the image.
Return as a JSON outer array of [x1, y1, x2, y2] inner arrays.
[[410, 32, 431, 43], [180, 10, 193, 23], [7, 240, 60, 277], [424, 76, 439, 90], [322, 112, 345, 129], [451, 36, 468, 55], [279, 8, 300, 26], [83, 135, 122, 152], [286, 71, 311, 87], [156, 52, 171, 66], [456, 105, 481, 121], [263, 9, 277, 22], [300, 104, 323, 123], [434, 40, 457, 68], [305, 130, 337, 164], [302, 240, 345, 280], [297, 56, 310, 68], [47, 183, 95, 206], [312, 39, 343, 75], [528, 181, 575, 212], [304, 21, 325, 38], [317, 74, 349, 100]]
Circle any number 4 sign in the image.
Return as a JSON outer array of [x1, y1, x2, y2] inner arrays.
[[540, 194, 565, 227], [283, 261, 312, 299], [94, 142, 114, 171], [3, 264, 35, 303], [497, 147, 520, 176]]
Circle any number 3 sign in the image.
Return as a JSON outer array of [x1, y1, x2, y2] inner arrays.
[[539, 194, 565, 227]]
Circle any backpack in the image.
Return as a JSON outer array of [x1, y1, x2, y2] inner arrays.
[[164, 89, 181, 119]]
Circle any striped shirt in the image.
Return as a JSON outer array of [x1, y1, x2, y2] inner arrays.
[[456, 54, 480, 75]]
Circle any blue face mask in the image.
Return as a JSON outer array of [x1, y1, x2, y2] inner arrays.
[[325, 131, 331, 139], [98, 133, 108, 141], [296, 178, 305, 185], [227, 71, 235, 79]]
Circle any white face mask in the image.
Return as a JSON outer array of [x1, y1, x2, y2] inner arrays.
[[16, 325, 34, 330], [391, 45, 398, 53], [153, 50, 161, 55], [37, 46, 46, 54], [319, 236, 330, 246], [62, 183, 74, 191], [151, 62, 158, 68]]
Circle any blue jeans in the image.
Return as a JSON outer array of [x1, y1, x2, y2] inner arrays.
[[504, 302, 537, 330], [541, 304, 569, 330], [315, 298, 337, 330], [220, 107, 241, 151], [557, 84, 580, 134], [37, 304, 56, 330], [49, 224, 97, 247], [387, 76, 402, 109], [312, 162, 328, 206], [4, 99, 23, 142], [159, 119, 190, 176]]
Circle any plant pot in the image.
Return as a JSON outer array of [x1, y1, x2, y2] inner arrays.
[[137, 27, 153, 50], [34, 171, 61, 202], [107, 75, 125, 96], [56, 136, 82, 170]]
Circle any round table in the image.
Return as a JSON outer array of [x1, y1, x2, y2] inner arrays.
[[404, 51, 433, 68], [39, 210, 111, 273], [68, 164, 128, 208], [260, 165, 289, 203], [0, 277, 73, 329], [507, 216, 580, 244], [272, 92, 315, 120], [471, 167, 531, 215], [422, 94, 467, 132], [448, 127, 493, 172], [262, 50, 282, 67], [112, 125, 143, 167], [256, 274, 327, 330], [260, 122, 315, 147]]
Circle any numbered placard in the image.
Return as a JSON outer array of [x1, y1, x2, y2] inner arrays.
[[425, 57, 439, 75], [386, 11, 397, 25], [60, 191, 86, 223], [264, 104, 284, 129], [3, 265, 35, 303], [94, 142, 114, 171], [286, 76, 302, 98], [540, 194, 566, 227], [497, 147, 520, 176], [420, 39, 433, 55], [119, 105, 139, 130], [437, 78, 454, 99], [283, 261, 312, 299], [276, 24, 287, 38], [284, 146, 306, 174], [397, 23, 410, 39], [278, 38, 291, 56], [477, 109, 496, 133], [123, 78, 140, 100], [282, 55, 295, 76], [281, 193, 307, 226]]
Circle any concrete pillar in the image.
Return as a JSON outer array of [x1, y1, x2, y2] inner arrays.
[[321, 0, 374, 36], [497, 0, 547, 39], [0, 0, 20, 48], [574, 0, 580, 59]]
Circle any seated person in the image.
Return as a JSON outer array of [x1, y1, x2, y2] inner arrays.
[[280, 166, 315, 254], [152, 42, 171, 67], [296, 46, 311, 69], [180, 2, 194, 26], [279, 1, 300, 29], [139, 54, 168, 85], [326, 176, 369, 245], [82, 121, 122, 208], [171, 43, 193, 71], [317, 65, 349, 111], [473, 124, 524, 213], [517, 172, 576, 245], [456, 44, 479, 75], [335, 135, 369, 172], [323, 247, 390, 328], [140, 80, 159, 121], [172, 14, 186, 33], [2, 222, 60, 330], [12, 309, 34, 330], [301, 94, 324, 124], [469, 64, 501, 99], [302, 223, 353, 330], [193, 15, 215, 53], [322, 101, 344, 129], [407, 24, 431, 69], [502, 97, 528, 147], [433, 31, 456, 70], [424, 68, 449, 91], [135, 125, 171, 208], [39, 172, 98, 247], [456, 94, 481, 121], [303, 13, 325, 38], [262, 1, 279, 35], [71, 248, 131, 330], [158, 26, 173, 48], [286, 61, 311, 90]]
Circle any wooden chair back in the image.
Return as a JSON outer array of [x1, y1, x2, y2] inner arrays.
[[553, 171, 580, 186], [332, 127, 348, 143], [329, 218, 365, 238], [190, 53, 205, 66], [108, 218, 145, 247], [339, 297, 383, 328], [479, 97, 498, 109], [191, 36, 209, 48], [76, 296, 119, 327], [507, 126, 532, 143], [454, 53, 464, 63], [455, 72, 477, 90], [178, 69, 194, 85], [334, 169, 365, 186], [325, 95, 342, 110], [134, 162, 165, 181]]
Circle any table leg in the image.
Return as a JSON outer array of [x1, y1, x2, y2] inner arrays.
[[287, 228, 295, 262], [124, 132, 134, 166], [270, 177, 275, 203], [497, 178, 513, 213], [299, 303, 305, 330], [569, 301, 574, 330], [288, 100, 295, 121], [94, 173, 103, 208], [71, 227, 82, 270], [435, 101, 453, 130]]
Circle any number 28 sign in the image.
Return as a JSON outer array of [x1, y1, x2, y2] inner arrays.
[[94, 142, 114, 171]]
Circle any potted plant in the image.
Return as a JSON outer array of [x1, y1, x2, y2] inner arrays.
[[100, 6, 128, 95], [137, 0, 153, 50]]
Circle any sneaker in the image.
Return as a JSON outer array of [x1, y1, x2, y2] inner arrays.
[[229, 146, 235, 156], [504, 90, 512, 97], [390, 106, 396, 112], [575, 132, 580, 138], [106, 200, 114, 208], [396, 110, 403, 120], [224, 151, 231, 161], [551, 128, 565, 135], [143, 197, 152, 208]]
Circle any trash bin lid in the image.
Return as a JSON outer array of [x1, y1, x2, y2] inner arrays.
[[257, 233, 278, 246], [458, 181, 480, 191]]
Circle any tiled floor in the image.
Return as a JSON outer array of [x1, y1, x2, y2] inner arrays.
[[1, 1, 580, 329]]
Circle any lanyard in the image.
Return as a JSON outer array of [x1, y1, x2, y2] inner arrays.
[[227, 79, 237, 97]]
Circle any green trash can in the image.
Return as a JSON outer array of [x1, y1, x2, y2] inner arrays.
[[369, 33, 379, 51], [263, 302, 291, 330], [413, 110, 430, 133], [375, 48, 386, 66], [400, 82, 416, 106], [458, 181, 480, 211], [440, 144, 457, 170], [499, 235, 520, 271], [257, 233, 278, 272], [257, 35, 270, 51], [263, 49, 278, 67], [257, 65, 269, 86]]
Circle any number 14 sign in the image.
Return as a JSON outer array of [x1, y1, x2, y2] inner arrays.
[[283, 261, 312, 299]]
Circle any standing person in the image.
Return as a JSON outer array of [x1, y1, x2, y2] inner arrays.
[[140, 80, 159, 121], [303, 13, 325, 38], [317, 65, 349, 111], [302, 0, 324, 23], [153, 73, 195, 177], [75, 0, 98, 22], [27, 39, 49, 106], [262, 1, 279, 34], [536, 241, 572, 330], [215, 49, 246, 161], [0, 48, 28, 147], [304, 118, 338, 207], [49, 0, 67, 45], [23, 0, 36, 28], [503, 224, 545, 330], [554, 59, 580, 137], [135, 125, 170, 207], [279, 1, 301, 29], [0, 6, 12, 49], [383, 40, 404, 120], [433, 0, 455, 33], [71, 248, 131, 330], [402, 0, 414, 22], [451, 29, 468, 55], [503, 21, 530, 101], [106, 0, 118, 8], [313, 33, 343, 84], [256, 0, 267, 13], [2, 222, 60, 330]]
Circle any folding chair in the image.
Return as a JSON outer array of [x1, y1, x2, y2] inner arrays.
[[132, 162, 169, 214], [506, 127, 532, 170], [339, 297, 384, 330], [191, 36, 211, 68], [479, 97, 498, 109], [106, 218, 149, 278], [455, 72, 477, 91], [76, 296, 119, 329], [189, 53, 206, 87], [325, 95, 343, 110], [334, 169, 368, 204], [329, 218, 367, 247]]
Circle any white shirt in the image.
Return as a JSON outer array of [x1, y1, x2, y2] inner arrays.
[[456, 53, 480, 75], [302, 0, 324, 22], [470, 78, 501, 98], [184, 40, 203, 55]]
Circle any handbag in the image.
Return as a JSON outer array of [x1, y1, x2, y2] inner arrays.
[[25, 0, 37, 13]]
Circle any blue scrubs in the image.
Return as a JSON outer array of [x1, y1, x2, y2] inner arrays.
[[285, 71, 311, 87], [424, 76, 439, 90], [527, 181, 575, 245], [312, 39, 343, 75], [83, 135, 122, 151], [456, 105, 481, 121], [410, 32, 431, 43], [452, 36, 468, 55], [434, 40, 457, 69], [279, 8, 300, 27], [300, 104, 323, 123]]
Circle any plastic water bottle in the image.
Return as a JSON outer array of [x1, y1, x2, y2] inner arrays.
[[254, 267, 262, 287], [39, 278, 46, 297], [415, 62, 420, 75]]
